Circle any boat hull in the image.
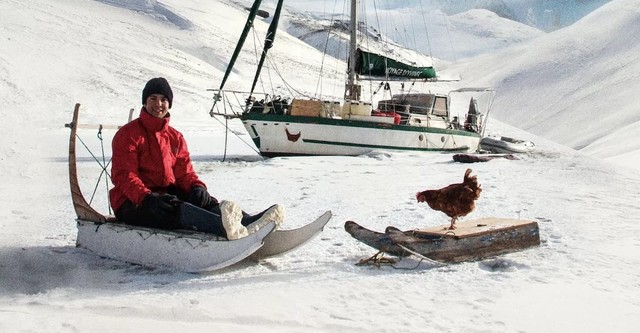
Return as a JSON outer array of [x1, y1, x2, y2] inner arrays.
[[480, 136, 535, 154], [242, 113, 481, 156]]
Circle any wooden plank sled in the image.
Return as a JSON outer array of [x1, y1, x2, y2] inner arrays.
[[346, 218, 540, 263]]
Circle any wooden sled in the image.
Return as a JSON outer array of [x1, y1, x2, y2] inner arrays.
[[68, 103, 277, 272], [345, 218, 540, 264], [67, 103, 330, 271]]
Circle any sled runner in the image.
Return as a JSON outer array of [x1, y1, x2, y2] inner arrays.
[[250, 210, 332, 260], [345, 218, 540, 264], [344, 221, 410, 257], [67, 103, 330, 272], [180, 202, 332, 260]]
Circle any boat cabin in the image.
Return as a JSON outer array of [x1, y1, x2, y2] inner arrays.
[[377, 93, 449, 128]]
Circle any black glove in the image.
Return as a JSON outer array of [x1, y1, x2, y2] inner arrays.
[[142, 193, 179, 222], [189, 186, 218, 208]]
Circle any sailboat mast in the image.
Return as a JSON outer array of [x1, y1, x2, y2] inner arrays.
[[345, 0, 361, 101]]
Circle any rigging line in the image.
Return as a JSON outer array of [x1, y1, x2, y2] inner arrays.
[[250, 26, 265, 95], [247, 21, 298, 99], [360, 0, 376, 101], [222, 112, 229, 162], [440, 8, 458, 63], [334, 0, 349, 99], [210, 92, 260, 155], [481, 90, 496, 137], [418, 0, 434, 61], [315, 0, 341, 98], [371, 0, 402, 100], [251, 25, 279, 100], [210, 113, 260, 156], [407, 8, 419, 56], [265, 54, 307, 98], [212, 28, 261, 158]]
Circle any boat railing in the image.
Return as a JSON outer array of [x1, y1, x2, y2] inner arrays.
[[208, 89, 277, 118]]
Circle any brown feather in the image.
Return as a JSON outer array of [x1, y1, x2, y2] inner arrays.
[[416, 168, 482, 221]]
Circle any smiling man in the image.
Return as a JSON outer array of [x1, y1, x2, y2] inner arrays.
[[109, 77, 283, 239]]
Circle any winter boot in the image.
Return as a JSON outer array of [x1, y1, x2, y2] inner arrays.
[[220, 200, 249, 240], [246, 204, 285, 234]]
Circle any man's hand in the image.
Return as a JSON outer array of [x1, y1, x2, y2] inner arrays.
[[189, 186, 218, 208], [142, 193, 179, 221]]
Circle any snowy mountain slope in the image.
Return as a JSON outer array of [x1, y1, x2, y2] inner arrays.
[[292, 0, 611, 32], [281, 3, 544, 61], [444, 0, 640, 170]]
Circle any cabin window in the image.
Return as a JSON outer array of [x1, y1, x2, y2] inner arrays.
[[394, 94, 434, 115], [432, 96, 448, 117]]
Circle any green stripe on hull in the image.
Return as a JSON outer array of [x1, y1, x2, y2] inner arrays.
[[242, 113, 481, 138], [302, 138, 469, 152]]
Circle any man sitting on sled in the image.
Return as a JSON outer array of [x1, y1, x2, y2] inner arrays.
[[109, 77, 284, 239]]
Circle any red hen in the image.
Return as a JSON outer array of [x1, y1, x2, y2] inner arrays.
[[416, 168, 481, 230]]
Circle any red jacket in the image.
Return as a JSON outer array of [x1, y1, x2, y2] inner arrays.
[[109, 108, 206, 211]]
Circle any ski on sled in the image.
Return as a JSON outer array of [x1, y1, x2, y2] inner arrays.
[[180, 203, 332, 260]]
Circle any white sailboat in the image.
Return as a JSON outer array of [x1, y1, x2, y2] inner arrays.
[[211, 0, 493, 157]]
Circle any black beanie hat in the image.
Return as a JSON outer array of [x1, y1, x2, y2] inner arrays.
[[142, 77, 173, 108]]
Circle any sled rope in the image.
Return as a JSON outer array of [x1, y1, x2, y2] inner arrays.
[[75, 126, 113, 214], [357, 247, 446, 270], [396, 244, 447, 267]]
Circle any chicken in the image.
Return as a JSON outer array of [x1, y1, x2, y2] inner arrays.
[[416, 168, 481, 230]]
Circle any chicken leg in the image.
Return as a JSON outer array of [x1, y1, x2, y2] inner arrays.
[[448, 217, 458, 230]]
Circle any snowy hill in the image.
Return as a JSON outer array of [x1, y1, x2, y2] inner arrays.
[[1, 0, 640, 332], [445, 0, 640, 170], [292, 0, 611, 32], [282, 3, 544, 61]]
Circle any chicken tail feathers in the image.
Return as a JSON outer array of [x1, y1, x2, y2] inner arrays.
[[463, 168, 482, 195]]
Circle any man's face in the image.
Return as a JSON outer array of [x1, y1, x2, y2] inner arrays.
[[144, 94, 170, 118]]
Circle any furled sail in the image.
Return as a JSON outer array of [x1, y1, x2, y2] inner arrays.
[[355, 48, 436, 80]]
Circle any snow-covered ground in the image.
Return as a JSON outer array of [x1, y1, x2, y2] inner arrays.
[[1, 0, 639, 332]]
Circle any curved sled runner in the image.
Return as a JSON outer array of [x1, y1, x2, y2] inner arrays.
[[180, 202, 332, 260], [250, 210, 332, 260], [67, 103, 275, 272]]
